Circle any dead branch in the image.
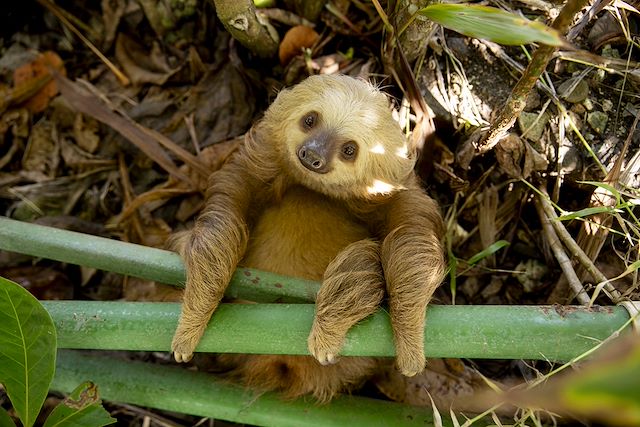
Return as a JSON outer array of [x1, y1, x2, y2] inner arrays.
[[535, 195, 591, 305], [538, 187, 623, 304]]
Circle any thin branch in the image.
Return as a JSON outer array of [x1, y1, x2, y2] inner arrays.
[[538, 187, 623, 303], [535, 196, 591, 305]]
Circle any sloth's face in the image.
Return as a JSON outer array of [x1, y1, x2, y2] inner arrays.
[[264, 75, 415, 200]]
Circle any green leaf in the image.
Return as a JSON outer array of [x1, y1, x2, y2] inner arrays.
[[43, 382, 116, 427], [418, 4, 564, 46], [578, 180, 622, 205], [0, 406, 15, 427], [557, 206, 621, 220], [467, 240, 510, 266], [561, 337, 640, 425], [0, 276, 57, 427]]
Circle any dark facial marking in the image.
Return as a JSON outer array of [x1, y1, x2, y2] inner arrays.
[[301, 111, 319, 131], [340, 141, 358, 161]]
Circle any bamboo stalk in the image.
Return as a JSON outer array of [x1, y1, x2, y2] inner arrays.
[[2, 216, 633, 360], [53, 350, 444, 427], [43, 301, 631, 361], [0, 217, 319, 302]]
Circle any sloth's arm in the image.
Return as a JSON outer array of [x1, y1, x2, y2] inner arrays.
[[380, 188, 446, 376], [171, 151, 263, 362], [308, 239, 385, 365]]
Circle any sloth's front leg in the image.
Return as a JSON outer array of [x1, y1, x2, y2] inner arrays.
[[172, 155, 258, 363], [380, 189, 446, 376], [308, 239, 385, 365]]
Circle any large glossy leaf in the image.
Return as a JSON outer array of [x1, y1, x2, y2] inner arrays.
[[0, 406, 15, 427], [43, 381, 116, 427], [560, 336, 640, 425], [419, 4, 563, 46], [0, 276, 56, 427]]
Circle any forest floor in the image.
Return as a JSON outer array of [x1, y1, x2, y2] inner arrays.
[[0, 0, 639, 425]]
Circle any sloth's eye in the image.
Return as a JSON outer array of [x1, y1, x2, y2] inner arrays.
[[301, 111, 318, 130], [341, 141, 358, 161]]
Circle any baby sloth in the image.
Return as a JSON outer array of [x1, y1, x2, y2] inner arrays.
[[172, 74, 446, 400]]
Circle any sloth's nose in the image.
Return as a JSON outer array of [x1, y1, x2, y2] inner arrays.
[[298, 146, 326, 171], [297, 136, 332, 174]]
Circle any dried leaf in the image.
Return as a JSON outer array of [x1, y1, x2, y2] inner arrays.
[[495, 133, 525, 178], [522, 140, 549, 177], [60, 138, 115, 173], [1, 265, 73, 300], [12, 51, 66, 113], [22, 120, 60, 180], [72, 113, 100, 153], [53, 73, 192, 184], [101, 0, 126, 50], [115, 35, 179, 85], [279, 25, 320, 65], [374, 358, 494, 413]]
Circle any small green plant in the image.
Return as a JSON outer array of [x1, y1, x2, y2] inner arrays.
[[0, 276, 115, 427], [419, 4, 564, 46]]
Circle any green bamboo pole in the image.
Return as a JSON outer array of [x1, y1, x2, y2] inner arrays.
[[42, 301, 631, 361], [53, 350, 445, 427], [0, 216, 318, 302]]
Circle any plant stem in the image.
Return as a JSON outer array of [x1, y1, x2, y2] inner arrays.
[[43, 301, 631, 361], [0, 217, 319, 302], [53, 350, 445, 427]]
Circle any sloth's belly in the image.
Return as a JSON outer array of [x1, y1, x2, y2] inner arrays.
[[241, 186, 369, 281]]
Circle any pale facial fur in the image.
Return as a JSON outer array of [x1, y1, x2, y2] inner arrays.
[[261, 75, 415, 199]]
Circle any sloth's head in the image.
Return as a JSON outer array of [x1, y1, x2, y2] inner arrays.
[[262, 74, 415, 200]]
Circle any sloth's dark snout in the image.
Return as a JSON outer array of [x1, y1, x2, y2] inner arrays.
[[297, 133, 334, 174], [298, 146, 327, 172]]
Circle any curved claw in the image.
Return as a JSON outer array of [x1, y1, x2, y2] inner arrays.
[[308, 326, 343, 366], [396, 351, 426, 377], [174, 351, 193, 363]]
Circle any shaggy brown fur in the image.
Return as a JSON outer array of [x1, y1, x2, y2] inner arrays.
[[171, 74, 447, 400]]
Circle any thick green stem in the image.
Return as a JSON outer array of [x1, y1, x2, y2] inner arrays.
[[53, 350, 444, 427], [0, 217, 319, 302], [2, 217, 634, 360], [43, 301, 630, 361]]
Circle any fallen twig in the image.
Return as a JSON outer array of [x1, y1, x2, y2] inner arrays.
[[538, 187, 623, 304], [535, 195, 591, 305]]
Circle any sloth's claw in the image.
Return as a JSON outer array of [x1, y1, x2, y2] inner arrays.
[[174, 351, 193, 363], [308, 327, 343, 366]]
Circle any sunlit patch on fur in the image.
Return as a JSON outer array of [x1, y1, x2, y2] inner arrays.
[[370, 144, 386, 154], [396, 146, 409, 159], [367, 179, 398, 195]]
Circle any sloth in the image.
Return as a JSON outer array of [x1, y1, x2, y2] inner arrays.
[[171, 74, 446, 401]]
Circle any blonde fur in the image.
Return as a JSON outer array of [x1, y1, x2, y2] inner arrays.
[[171, 74, 446, 399]]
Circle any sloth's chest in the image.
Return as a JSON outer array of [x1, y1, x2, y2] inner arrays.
[[241, 187, 369, 281]]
